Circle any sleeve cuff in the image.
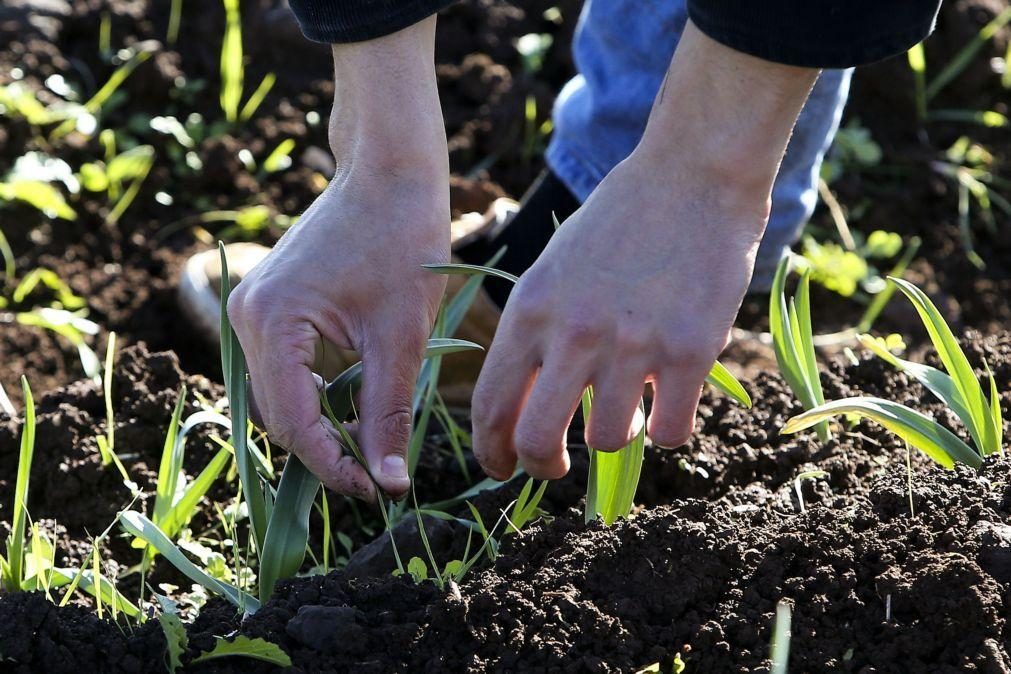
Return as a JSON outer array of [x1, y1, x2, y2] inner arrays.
[[288, 0, 456, 44], [687, 0, 942, 68]]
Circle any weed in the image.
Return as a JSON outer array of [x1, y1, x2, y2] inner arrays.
[[219, 0, 275, 123]]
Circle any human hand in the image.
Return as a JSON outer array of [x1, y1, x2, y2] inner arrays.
[[471, 21, 818, 479], [227, 18, 449, 500]]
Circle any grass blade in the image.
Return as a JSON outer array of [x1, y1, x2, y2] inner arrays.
[[258, 456, 319, 603], [422, 262, 519, 284], [3, 377, 36, 590], [582, 388, 646, 525], [219, 0, 244, 122], [704, 360, 752, 408], [890, 277, 999, 455], [782, 397, 981, 469], [926, 7, 1011, 101], [219, 243, 268, 553], [120, 511, 259, 611]]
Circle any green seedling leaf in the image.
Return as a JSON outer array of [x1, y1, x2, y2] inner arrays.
[[770, 600, 792, 674], [12, 268, 86, 309], [889, 277, 1000, 456], [262, 138, 295, 173], [422, 262, 519, 284], [258, 456, 319, 603], [406, 556, 429, 582], [3, 377, 36, 591], [192, 635, 291, 667], [120, 511, 259, 612], [0, 180, 76, 220], [220, 0, 243, 122], [782, 397, 981, 469], [926, 7, 1011, 101], [219, 242, 268, 553], [158, 612, 188, 673], [705, 360, 752, 407], [152, 386, 189, 526], [157, 446, 231, 540], [771, 256, 829, 441], [582, 388, 646, 525]]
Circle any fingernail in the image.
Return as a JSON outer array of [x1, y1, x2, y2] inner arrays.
[[382, 454, 407, 480]]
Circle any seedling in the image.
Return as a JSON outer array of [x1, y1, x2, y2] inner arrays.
[[126, 244, 482, 607], [219, 0, 276, 124], [783, 278, 999, 469], [424, 260, 752, 525], [770, 255, 830, 442], [858, 278, 1003, 457], [770, 600, 792, 674], [78, 138, 155, 224], [0, 377, 36, 592]]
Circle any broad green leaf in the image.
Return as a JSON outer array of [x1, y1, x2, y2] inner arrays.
[[422, 262, 519, 284], [258, 456, 319, 603], [782, 397, 981, 469], [192, 635, 291, 667], [407, 556, 428, 582], [705, 360, 752, 408], [583, 388, 646, 525], [120, 511, 259, 612]]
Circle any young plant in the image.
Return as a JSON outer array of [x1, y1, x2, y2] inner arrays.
[[424, 260, 752, 525], [77, 138, 155, 224], [782, 279, 997, 469], [0, 377, 36, 591], [219, 0, 276, 124], [859, 278, 1003, 457], [770, 255, 830, 442], [127, 244, 482, 608]]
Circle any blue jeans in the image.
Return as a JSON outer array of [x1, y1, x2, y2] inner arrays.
[[545, 0, 853, 290]]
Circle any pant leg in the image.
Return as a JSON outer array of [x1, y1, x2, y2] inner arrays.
[[546, 0, 853, 290]]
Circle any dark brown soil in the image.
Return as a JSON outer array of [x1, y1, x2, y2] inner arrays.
[[2, 0, 1011, 672], [2, 330, 1009, 672]]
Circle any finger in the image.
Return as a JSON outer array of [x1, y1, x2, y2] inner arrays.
[[247, 321, 373, 499], [512, 356, 589, 480], [246, 372, 322, 430], [358, 331, 426, 499], [584, 367, 646, 451], [647, 367, 708, 449], [471, 327, 539, 481]]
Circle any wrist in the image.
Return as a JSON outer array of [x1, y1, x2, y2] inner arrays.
[[635, 20, 818, 195], [328, 16, 447, 175]]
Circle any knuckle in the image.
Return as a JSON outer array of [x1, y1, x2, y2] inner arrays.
[[614, 328, 653, 355], [513, 428, 557, 462], [374, 407, 412, 445], [558, 313, 607, 348]]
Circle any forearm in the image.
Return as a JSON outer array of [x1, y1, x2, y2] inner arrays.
[[328, 16, 447, 180], [633, 20, 819, 218]]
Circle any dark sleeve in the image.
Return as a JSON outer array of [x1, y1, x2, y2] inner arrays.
[[288, 0, 455, 44], [687, 1, 943, 68]]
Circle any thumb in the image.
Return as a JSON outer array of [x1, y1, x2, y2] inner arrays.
[[359, 334, 425, 498]]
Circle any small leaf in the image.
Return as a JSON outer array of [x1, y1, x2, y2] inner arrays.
[[782, 397, 981, 469], [158, 612, 188, 673], [705, 361, 752, 408], [422, 262, 519, 284], [192, 635, 291, 667], [407, 556, 428, 582]]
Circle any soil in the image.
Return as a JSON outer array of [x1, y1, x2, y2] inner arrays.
[[2, 330, 1010, 672], [2, 0, 1011, 672]]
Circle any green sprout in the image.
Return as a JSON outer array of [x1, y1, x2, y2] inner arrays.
[[770, 255, 830, 442], [783, 278, 1001, 469], [78, 137, 155, 224], [220, 0, 276, 123], [0, 377, 36, 592]]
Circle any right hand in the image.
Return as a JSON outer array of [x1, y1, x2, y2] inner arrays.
[[227, 17, 449, 501]]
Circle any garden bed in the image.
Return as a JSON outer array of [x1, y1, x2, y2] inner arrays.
[[2, 0, 1011, 672], [1, 331, 1010, 672]]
